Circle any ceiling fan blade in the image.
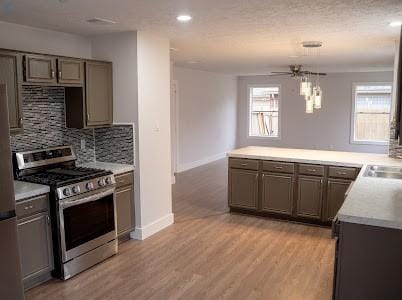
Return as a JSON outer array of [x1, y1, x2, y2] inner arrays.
[[270, 72, 293, 74], [268, 73, 292, 76], [302, 71, 327, 76]]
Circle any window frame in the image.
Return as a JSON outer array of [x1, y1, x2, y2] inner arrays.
[[350, 82, 393, 146], [247, 84, 282, 140]]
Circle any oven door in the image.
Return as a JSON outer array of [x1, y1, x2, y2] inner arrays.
[[58, 187, 116, 262]]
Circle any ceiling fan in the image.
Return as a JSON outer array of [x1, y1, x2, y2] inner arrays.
[[269, 65, 327, 77]]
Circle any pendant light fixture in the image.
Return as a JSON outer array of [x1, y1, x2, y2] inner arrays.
[[301, 41, 323, 114]]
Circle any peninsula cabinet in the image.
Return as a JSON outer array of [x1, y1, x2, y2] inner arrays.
[[261, 173, 293, 215], [297, 176, 324, 220], [0, 51, 23, 133], [229, 168, 258, 210], [326, 179, 352, 221], [228, 158, 359, 226]]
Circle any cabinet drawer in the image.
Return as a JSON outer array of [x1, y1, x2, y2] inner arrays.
[[299, 164, 325, 176], [329, 167, 357, 180], [229, 158, 259, 170], [115, 172, 134, 188], [263, 161, 295, 174], [16, 195, 48, 219]]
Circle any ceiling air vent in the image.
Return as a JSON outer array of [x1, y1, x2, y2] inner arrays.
[[87, 18, 117, 25]]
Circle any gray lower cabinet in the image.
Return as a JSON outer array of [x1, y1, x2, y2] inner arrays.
[[326, 179, 351, 221], [0, 51, 23, 133], [296, 176, 323, 219], [229, 168, 258, 210], [85, 61, 113, 127], [261, 173, 293, 215], [16, 194, 53, 290], [115, 172, 135, 241]]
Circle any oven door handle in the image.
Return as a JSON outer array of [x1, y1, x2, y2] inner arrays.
[[60, 187, 115, 209]]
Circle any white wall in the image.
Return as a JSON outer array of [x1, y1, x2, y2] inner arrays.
[[173, 67, 237, 172], [91, 32, 138, 124], [237, 71, 394, 154], [90, 32, 141, 230], [0, 21, 92, 58], [132, 31, 173, 239]]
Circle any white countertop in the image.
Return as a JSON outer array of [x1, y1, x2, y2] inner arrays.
[[14, 180, 50, 202], [228, 146, 402, 230], [79, 161, 134, 175]]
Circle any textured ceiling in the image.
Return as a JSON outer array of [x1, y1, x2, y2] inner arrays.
[[0, 0, 402, 74]]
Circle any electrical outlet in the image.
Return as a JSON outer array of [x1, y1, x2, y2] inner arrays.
[[81, 139, 86, 150]]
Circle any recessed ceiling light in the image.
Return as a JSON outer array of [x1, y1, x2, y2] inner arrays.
[[390, 21, 402, 27], [87, 18, 117, 25], [177, 15, 192, 22]]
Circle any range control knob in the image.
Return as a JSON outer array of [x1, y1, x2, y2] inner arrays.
[[72, 186, 81, 194], [105, 177, 113, 185], [98, 178, 106, 187], [63, 188, 71, 197], [86, 182, 94, 190]]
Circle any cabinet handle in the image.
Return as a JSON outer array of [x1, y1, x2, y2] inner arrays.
[[87, 113, 90, 121], [51, 70, 55, 78], [337, 172, 347, 175], [58, 71, 62, 80], [19, 117, 23, 124], [307, 169, 316, 172], [24, 205, 33, 210], [274, 166, 283, 169], [240, 163, 248, 166], [46, 215, 51, 225]]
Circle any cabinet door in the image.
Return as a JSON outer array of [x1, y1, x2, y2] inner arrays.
[[57, 58, 84, 85], [85, 61, 113, 127], [116, 185, 135, 236], [17, 213, 53, 284], [229, 168, 258, 210], [326, 179, 351, 221], [296, 176, 323, 219], [0, 52, 23, 132], [261, 173, 293, 215], [24, 54, 57, 84]]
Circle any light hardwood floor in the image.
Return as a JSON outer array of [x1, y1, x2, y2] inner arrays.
[[26, 159, 335, 300]]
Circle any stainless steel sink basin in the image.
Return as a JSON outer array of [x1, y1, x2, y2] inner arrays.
[[364, 165, 402, 179]]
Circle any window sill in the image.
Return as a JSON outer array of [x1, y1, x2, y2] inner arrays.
[[248, 135, 281, 140], [350, 140, 389, 146]]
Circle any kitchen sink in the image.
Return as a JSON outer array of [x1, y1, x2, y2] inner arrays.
[[364, 165, 402, 179]]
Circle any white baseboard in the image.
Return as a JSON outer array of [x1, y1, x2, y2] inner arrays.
[[177, 152, 227, 173], [130, 213, 174, 240]]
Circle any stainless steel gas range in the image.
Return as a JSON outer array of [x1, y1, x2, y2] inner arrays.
[[13, 146, 118, 280]]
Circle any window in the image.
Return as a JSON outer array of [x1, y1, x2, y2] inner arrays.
[[351, 84, 392, 144], [249, 85, 280, 138]]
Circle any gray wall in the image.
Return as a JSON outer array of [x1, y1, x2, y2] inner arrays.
[[173, 67, 238, 171], [237, 71, 394, 154]]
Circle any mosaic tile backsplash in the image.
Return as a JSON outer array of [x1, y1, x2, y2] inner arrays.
[[10, 86, 134, 165]]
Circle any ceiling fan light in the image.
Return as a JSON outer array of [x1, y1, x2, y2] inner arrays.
[[305, 95, 314, 114], [300, 77, 311, 96], [313, 86, 322, 109]]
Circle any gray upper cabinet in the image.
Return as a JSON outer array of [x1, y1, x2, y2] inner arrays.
[[296, 176, 323, 219], [24, 54, 57, 84], [0, 51, 23, 132], [261, 173, 293, 215], [326, 179, 351, 221], [85, 61, 113, 127], [57, 58, 84, 85], [229, 168, 258, 210]]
